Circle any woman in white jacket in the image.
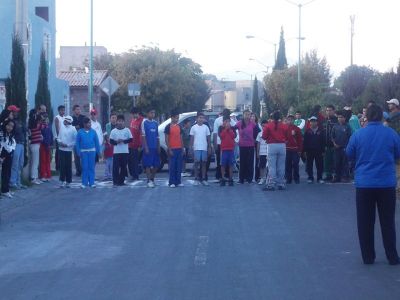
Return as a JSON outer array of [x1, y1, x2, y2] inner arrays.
[[57, 116, 77, 188]]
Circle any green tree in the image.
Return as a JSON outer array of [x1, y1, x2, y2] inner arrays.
[[35, 49, 52, 120], [6, 34, 27, 121], [274, 27, 287, 70], [252, 76, 260, 116]]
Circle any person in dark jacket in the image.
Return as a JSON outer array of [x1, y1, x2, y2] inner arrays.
[[323, 104, 338, 181], [346, 104, 400, 265], [331, 110, 352, 183], [303, 116, 326, 184]]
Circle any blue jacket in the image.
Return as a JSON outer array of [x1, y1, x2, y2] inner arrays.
[[76, 128, 101, 155], [346, 122, 400, 188]]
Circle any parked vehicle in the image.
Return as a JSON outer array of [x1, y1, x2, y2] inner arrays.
[[158, 111, 242, 170]]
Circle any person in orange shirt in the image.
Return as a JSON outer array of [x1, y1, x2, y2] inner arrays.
[[164, 110, 185, 188]]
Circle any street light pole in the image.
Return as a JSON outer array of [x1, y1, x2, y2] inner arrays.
[[89, 0, 94, 111], [245, 35, 277, 66], [298, 3, 301, 84]]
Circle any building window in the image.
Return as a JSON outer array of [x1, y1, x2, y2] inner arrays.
[[35, 7, 49, 22]]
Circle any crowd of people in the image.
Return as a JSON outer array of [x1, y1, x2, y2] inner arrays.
[[0, 98, 399, 265]]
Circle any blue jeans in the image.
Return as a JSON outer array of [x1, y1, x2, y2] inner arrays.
[[169, 149, 183, 185], [81, 151, 96, 186], [10, 143, 24, 186]]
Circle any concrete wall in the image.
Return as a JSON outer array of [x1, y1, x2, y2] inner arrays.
[[57, 46, 108, 72]]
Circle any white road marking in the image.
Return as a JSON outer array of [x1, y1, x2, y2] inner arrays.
[[194, 236, 209, 266]]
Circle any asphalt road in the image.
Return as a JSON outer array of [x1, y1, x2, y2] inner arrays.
[[0, 171, 399, 300]]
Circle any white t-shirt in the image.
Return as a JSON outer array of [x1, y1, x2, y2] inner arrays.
[[256, 132, 268, 156], [53, 114, 66, 139], [91, 120, 104, 145], [213, 116, 237, 145], [190, 124, 210, 151], [110, 127, 132, 154]]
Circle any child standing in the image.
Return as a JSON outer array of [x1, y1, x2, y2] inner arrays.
[[165, 110, 184, 188], [76, 117, 101, 188], [190, 112, 211, 186], [110, 115, 133, 186], [0, 120, 16, 198], [303, 116, 326, 184], [285, 114, 303, 184], [331, 110, 352, 183], [39, 114, 53, 182], [256, 120, 268, 185], [141, 108, 160, 188], [218, 116, 236, 186], [103, 134, 113, 181], [57, 116, 77, 188]]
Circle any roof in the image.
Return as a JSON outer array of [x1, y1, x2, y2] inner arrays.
[[58, 70, 108, 87]]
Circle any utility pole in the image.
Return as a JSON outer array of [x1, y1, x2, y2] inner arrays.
[[89, 0, 94, 111], [350, 15, 355, 66]]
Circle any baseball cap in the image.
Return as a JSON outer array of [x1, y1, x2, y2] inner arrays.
[[308, 116, 318, 121], [90, 108, 97, 115], [386, 99, 399, 106], [8, 105, 20, 112], [64, 116, 73, 123]]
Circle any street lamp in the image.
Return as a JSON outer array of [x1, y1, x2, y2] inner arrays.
[[89, 0, 94, 111], [236, 70, 253, 81], [285, 0, 316, 85], [249, 58, 271, 73], [246, 35, 277, 66]]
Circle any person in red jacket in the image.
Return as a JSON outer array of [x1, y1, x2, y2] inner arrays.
[[285, 114, 303, 184], [262, 111, 289, 191], [128, 107, 144, 181], [218, 117, 237, 186]]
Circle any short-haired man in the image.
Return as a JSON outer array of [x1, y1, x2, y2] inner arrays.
[[323, 104, 338, 181], [106, 113, 117, 136], [294, 111, 306, 134], [128, 107, 144, 181], [72, 105, 86, 176], [53, 105, 66, 171]]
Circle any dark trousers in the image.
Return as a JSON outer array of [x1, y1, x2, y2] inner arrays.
[[356, 188, 399, 263], [306, 150, 323, 181], [59, 150, 72, 183], [215, 145, 222, 179], [73, 149, 81, 176], [169, 149, 182, 185], [55, 140, 60, 171], [255, 155, 260, 181], [128, 148, 141, 180], [239, 146, 255, 183], [285, 150, 300, 182], [334, 148, 348, 180], [1, 152, 12, 193], [113, 153, 128, 185]]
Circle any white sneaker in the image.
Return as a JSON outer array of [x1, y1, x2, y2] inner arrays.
[[90, 184, 97, 188], [2, 192, 13, 198], [169, 184, 176, 188], [258, 179, 265, 185], [192, 180, 200, 186], [147, 181, 155, 188], [177, 183, 184, 187], [65, 183, 71, 188], [318, 179, 325, 184], [59, 182, 66, 188], [202, 180, 209, 186], [80, 184, 86, 189], [32, 179, 41, 185]]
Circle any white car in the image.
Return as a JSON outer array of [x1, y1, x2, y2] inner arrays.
[[158, 111, 242, 170]]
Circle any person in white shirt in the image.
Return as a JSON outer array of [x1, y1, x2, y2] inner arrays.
[[294, 111, 306, 134], [256, 119, 268, 185], [57, 116, 77, 188], [190, 112, 211, 185], [90, 109, 104, 162], [110, 115, 133, 186], [213, 109, 235, 181], [53, 105, 66, 171]]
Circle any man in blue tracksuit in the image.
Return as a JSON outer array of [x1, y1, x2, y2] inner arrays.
[[76, 117, 101, 188], [346, 104, 400, 265]]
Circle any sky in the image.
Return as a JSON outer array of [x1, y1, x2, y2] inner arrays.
[[56, 0, 400, 81]]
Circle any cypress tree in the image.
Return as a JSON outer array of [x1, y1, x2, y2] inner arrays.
[[35, 48, 52, 121], [274, 27, 288, 71], [252, 76, 260, 117], [7, 34, 27, 121]]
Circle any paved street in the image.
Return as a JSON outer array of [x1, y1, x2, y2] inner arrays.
[[0, 170, 400, 300]]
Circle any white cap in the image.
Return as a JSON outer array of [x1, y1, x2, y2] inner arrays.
[[386, 99, 399, 106], [64, 116, 73, 123]]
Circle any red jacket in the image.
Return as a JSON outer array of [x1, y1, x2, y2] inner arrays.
[[262, 121, 288, 144], [218, 126, 236, 151], [286, 124, 303, 152], [129, 117, 143, 149]]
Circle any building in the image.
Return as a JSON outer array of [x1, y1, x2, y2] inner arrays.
[[58, 70, 115, 127], [57, 46, 108, 73], [205, 79, 264, 113], [0, 0, 69, 116]]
